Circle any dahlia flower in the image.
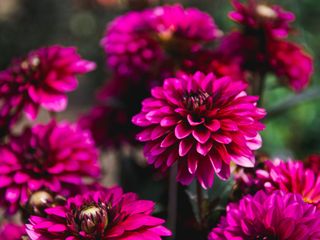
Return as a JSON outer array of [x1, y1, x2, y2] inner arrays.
[[268, 40, 313, 92], [209, 190, 320, 240], [101, 5, 220, 78], [229, 0, 295, 38], [0, 45, 95, 121], [0, 222, 26, 240], [0, 120, 100, 214], [256, 159, 320, 208], [26, 187, 171, 239], [132, 71, 266, 188]]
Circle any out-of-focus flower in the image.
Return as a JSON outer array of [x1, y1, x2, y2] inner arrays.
[[268, 40, 313, 92], [256, 159, 320, 208], [0, 222, 26, 240], [132, 71, 266, 188], [0, 45, 95, 124], [101, 5, 220, 78], [209, 190, 320, 240], [229, 0, 295, 38], [0, 120, 100, 214], [26, 187, 171, 239], [305, 154, 320, 174]]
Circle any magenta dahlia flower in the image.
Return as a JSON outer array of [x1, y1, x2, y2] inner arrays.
[[229, 0, 295, 38], [0, 120, 100, 214], [0, 45, 95, 121], [101, 5, 220, 78], [268, 40, 314, 92], [0, 222, 26, 240], [101, 11, 163, 78], [209, 190, 320, 240], [132, 72, 266, 188], [26, 187, 171, 239], [256, 159, 320, 208]]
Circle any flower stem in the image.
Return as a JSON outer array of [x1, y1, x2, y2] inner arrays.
[[167, 163, 178, 238], [196, 182, 207, 230], [251, 71, 266, 106]]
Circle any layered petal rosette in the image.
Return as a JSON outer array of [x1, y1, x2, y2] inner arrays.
[[26, 187, 171, 239], [256, 159, 320, 208], [209, 190, 320, 240], [0, 45, 96, 121], [0, 121, 100, 214], [229, 0, 295, 38], [132, 72, 266, 188], [101, 5, 220, 78]]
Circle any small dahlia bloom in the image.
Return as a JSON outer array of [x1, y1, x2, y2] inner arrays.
[[0, 223, 26, 240], [101, 11, 163, 78], [26, 187, 171, 239], [209, 190, 320, 240], [229, 0, 295, 38], [101, 5, 220, 78], [132, 72, 266, 188], [256, 159, 320, 208], [0, 45, 95, 120], [0, 120, 100, 214], [147, 4, 220, 52], [268, 40, 314, 92]]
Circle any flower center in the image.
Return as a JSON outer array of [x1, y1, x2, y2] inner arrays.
[[21, 56, 40, 71], [183, 90, 210, 111], [78, 204, 109, 235], [255, 233, 279, 240], [256, 5, 277, 19], [29, 190, 54, 208]]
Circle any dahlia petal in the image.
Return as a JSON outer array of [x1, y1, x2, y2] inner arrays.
[[212, 134, 232, 144], [160, 132, 176, 148], [48, 224, 67, 233], [187, 151, 198, 174], [196, 141, 213, 156], [187, 114, 204, 126], [5, 187, 20, 203], [13, 172, 30, 184], [148, 225, 172, 236], [220, 119, 238, 131], [175, 122, 192, 139], [179, 138, 193, 157], [122, 215, 164, 230], [216, 162, 230, 180], [192, 128, 210, 144], [209, 153, 222, 173], [177, 161, 194, 185], [197, 159, 214, 189], [204, 119, 220, 132], [45, 206, 67, 218], [160, 116, 179, 127], [0, 176, 12, 187], [151, 126, 167, 140], [231, 155, 254, 168]]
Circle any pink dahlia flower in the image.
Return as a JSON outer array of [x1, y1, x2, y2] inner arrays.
[[229, 0, 295, 38], [132, 72, 266, 188], [101, 11, 162, 78], [26, 187, 171, 239], [0, 222, 26, 240], [0, 120, 100, 214], [101, 5, 220, 78], [0, 45, 95, 120], [256, 159, 320, 208], [209, 190, 320, 240], [268, 40, 313, 92]]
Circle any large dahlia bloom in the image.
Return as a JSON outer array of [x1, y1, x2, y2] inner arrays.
[[0, 45, 95, 121], [229, 0, 295, 38], [132, 72, 266, 188], [209, 190, 320, 240], [0, 222, 26, 240], [0, 121, 100, 214], [101, 5, 220, 78], [26, 187, 171, 239], [256, 159, 320, 208]]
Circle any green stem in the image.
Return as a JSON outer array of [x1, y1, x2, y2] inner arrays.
[[167, 163, 178, 238]]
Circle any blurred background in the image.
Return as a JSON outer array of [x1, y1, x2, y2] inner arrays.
[[0, 0, 319, 158]]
